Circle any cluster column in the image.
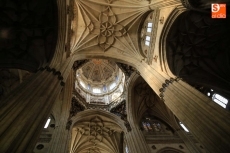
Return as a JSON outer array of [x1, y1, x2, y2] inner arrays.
[[161, 78, 230, 153], [0, 57, 73, 153], [47, 69, 74, 153], [125, 127, 151, 153]]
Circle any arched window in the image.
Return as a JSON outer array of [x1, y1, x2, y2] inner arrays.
[[141, 118, 162, 132], [212, 93, 228, 108], [79, 80, 86, 89], [110, 82, 116, 90], [93, 88, 101, 94]]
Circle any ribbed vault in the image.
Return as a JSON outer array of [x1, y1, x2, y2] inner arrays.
[[166, 10, 230, 96], [70, 111, 125, 153], [70, 0, 152, 60], [128, 74, 180, 131]]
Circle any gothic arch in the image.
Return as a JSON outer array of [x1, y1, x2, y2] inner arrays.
[[127, 73, 147, 126], [70, 109, 126, 153], [127, 73, 180, 132], [71, 109, 126, 132], [165, 9, 230, 96], [159, 6, 186, 75]]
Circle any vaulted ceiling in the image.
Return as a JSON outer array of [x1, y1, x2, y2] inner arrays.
[[0, 0, 58, 72], [70, 0, 152, 61], [166, 10, 230, 97], [70, 116, 123, 153]]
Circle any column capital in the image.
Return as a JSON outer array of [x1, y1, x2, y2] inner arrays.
[[159, 77, 182, 101]]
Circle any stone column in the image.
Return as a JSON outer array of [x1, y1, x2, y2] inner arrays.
[[125, 73, 151, 153], [161, 79, 230, 153], [134, 61, 230, 152], [125, 127, 151, 153], [176, 130, 202, 153], [0, 58, 73, 153], [47, 70, 74, 153]]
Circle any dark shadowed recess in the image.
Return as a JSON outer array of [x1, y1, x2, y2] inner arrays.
[[166, 10, 230, 97], [0, 0, 58, 72], [188, 0, 230, 12]]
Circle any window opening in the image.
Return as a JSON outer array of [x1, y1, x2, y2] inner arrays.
[[212, 93, 228, 108], [179, 122, 189, 132], [79, 81, 86, 89], [87, 84, 91, 90], [93, 88, 101, 94], [103, 85, 107, 92], [142, 122, 148, 131], [153, 123, 161, 132], [145, 36, 150, 46], [110, 82, 116, 90], [146, 122, 152, 130], [125, 145, 129, 153], [44, 117, 51, 128], [147, 22, 152, 32], [115, 75, 118, 82]]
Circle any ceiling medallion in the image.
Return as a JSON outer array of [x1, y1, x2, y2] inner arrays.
[[98, 6, 127, 51]]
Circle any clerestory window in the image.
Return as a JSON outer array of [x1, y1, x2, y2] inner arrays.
[[79, 80, 86, 89], [145, 36, 151, 46], [93, 88, 101, 94], [179, 122, 189, 132], [212, 93, 228, 108], [142, 119, 162, 132], [110, 82, 116, 90], [44, 117, 51, 128], [147, 22, 152, 32]]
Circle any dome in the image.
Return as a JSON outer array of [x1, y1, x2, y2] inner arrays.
[[80, 59, 117, 83], [75, 59, 125, 105]]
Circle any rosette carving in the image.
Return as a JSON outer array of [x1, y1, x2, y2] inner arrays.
[[98, 6, 127, 51]]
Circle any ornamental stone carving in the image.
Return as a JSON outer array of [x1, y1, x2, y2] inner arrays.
[[98, 6, 127, 51], [76, 116, 115, 144], [110, 101, 132, 132]]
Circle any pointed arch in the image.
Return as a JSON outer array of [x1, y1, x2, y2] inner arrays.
[[70, 109, 127, 153]]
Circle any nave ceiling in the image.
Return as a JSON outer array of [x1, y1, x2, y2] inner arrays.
[[1, 0, 230, 152], [70, 0, 158, 63]]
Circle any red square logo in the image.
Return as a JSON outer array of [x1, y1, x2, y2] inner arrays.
[[212, 4, 226, 18]]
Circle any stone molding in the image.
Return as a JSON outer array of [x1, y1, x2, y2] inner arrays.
[[39, 66, 65, 86], [159, 77, 182, 101]]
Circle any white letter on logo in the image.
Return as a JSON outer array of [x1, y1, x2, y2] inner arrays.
[[212, 4, 220, 13]]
